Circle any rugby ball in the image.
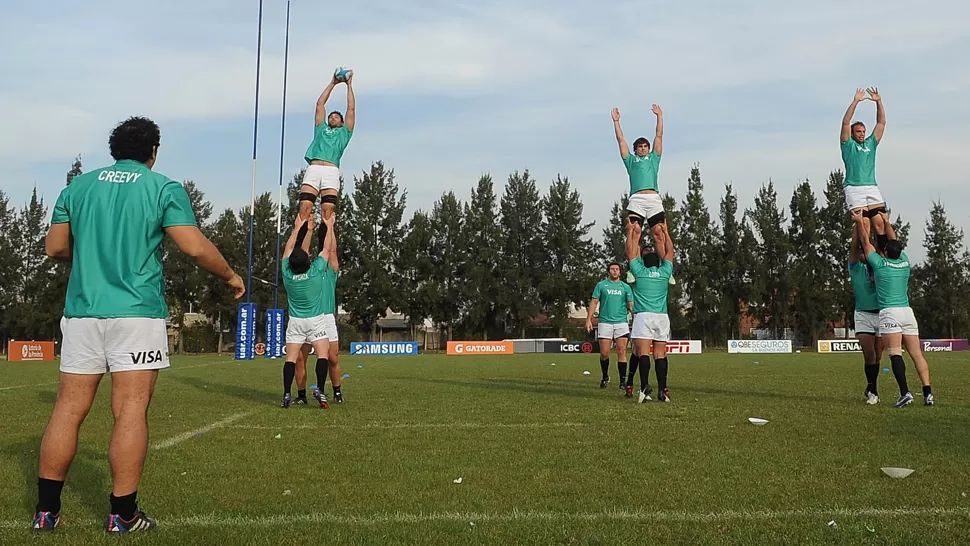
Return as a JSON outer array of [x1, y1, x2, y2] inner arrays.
[[334, 66, 353, 82]]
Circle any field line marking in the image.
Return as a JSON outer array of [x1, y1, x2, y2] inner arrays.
[[152, 411, 254, 451], [0, 382, 57, 392], [2, 507, 968, 529], [230, 422, 590, 431], [0, 360, 239, 393]]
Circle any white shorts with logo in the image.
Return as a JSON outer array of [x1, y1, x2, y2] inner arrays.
[[627, 193, 664, 223], [60, 317, 170, 375], [879, 307, 919, 336], [854, 310, 881, 336], [597, 322, 630, 340], [286, 313, 339, 345], [631, 312, 670, 342], [302, 164, 341, 192], [844, 185, 885, 211]]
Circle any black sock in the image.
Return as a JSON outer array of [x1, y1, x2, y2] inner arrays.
[[922, 385, 932, 397], [333, 385, 342, 396], [640, 356, 652, 392], [655, 357, 669, 391], [627, 355, 640, 387], [36, 478, 64, 514], [890, 355, 909, 396], [617, 361, 628, 385], [297, 389, 307, 400], [109, 491, 138, 521], [315, 358, 329, 391], [599, 358, 610, 380], [864, 363, 879, 395], [283, 362, 296, 395]]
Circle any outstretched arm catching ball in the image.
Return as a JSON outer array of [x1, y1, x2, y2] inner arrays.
[[841, 88, 866, 143], [345, 73, 356, 132], [314, 76, 339, 127], [652, 104, 664, 156], [612, 108, 630, 159]]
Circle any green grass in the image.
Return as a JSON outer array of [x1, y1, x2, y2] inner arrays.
[[2, 352, 970, 545]]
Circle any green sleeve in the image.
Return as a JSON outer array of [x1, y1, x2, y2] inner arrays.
[[281, 258, 291, 276], [591, 282, 602, 299], [651, 150, 662, 164], [629, 257, 646, 277], [866, 252, 882, 270], [161, 181, 198, 228], [622, 154, 634, 171], [625, 283, 634, 303], [867, 134, 878, 149], [51, 186, 71, 224], [660, 260, 674, 278]]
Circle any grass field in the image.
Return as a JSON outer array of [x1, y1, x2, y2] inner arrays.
[[1, 351, 969, 545]]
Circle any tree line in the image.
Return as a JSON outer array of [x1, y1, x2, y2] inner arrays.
[[2, 157, 969, 352]]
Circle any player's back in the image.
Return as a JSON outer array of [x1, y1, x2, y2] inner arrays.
[[55, 160, 193, 319]]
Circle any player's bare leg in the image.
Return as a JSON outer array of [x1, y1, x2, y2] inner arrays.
[[902, 335, 933, 405]]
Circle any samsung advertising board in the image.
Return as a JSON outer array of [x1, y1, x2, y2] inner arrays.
[[350, 342, 420, 356], [728, 340, 792, 354]]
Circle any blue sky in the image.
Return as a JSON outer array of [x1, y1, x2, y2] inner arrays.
[[2, 0, 969, 262]]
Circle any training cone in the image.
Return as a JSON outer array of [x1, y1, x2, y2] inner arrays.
[[881, 467, 915, 478], [748, 418, 769, 426]]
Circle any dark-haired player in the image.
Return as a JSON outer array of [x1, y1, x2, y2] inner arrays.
[[280, 214, 338, 409], [33, 116, 245, 533], [299, 71, 356, 222], [611, 104, 674, 285], [586, 262, 634, 391], [841, 87, 888, 249], [854, 211, 934, 408]]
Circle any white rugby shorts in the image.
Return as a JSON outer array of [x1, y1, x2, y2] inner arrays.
[[631, 312, 670, 342], [285, 314, 339, 345], [879, 307, 919, 336], [844, 185, 885, 211], [59, 317, 170, 374], [597, 322, 630, 340], [627, 193, 664, 222], [302, 164, 341, 193], [854, 310, 880, 336]]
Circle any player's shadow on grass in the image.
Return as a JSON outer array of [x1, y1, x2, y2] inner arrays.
[[173, 375, 276, 404], [399, 377, 598, 398], [4, 437, 109, 521]]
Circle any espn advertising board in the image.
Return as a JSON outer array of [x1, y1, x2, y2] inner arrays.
[[728, 340, 792, 354], [666, 340, 703, 354], [447, 341, 514, 355], [817, 340, 862, 353], [350, 342, 420, 356]]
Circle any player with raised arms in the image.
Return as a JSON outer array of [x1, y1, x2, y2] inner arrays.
[[586, 262, 634, 392], [626, 222, 675, 403], [854, 210, 934, 408], [841, 87, 889, 249], [298, 68, 355, 222], [280, 214, 337, 409], [612, 104, 674, 285], [848, 212, 883, 404]]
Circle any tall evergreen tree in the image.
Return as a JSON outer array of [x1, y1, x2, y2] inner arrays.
[[202, 208, 245, 351], [338, 162, 408, 339], [717, 183, 753, 341], [5, 189, 51, 339], [395, 210, 435, 337], [460, 175, 503, 339], [746, 181, 791, 338], [428, 191, 465, 340], [0, 191, 18, 345], [498, 170, 545, 337], [676, 165, 722, 343], [818, 171, 853, 337], [601, 192, 630, 268], [539, 175, 597, 336], [788, 181, 829, 345], [661, 193, 686, 336], [911, 202, 970, 338], [164, 181, 214, 352]]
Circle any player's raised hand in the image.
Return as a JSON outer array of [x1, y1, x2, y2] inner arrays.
[[850, 209, 865, 223], [652, 104, 663, 116], [854, 88, 866, 102], [866, 87, 881, 101], [611, 108, 620, 122], [323, 212, 335, 227]]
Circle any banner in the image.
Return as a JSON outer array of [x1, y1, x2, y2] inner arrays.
[[542, 341, 594, 353], [447, 341, 514, 355], [728, 340, 792, 354], [817, 340, 862, 353], [235, 302, 256, 360], [7, 341, 55, 362], [265, 309, 285, 358], [350, 342, 419, 356], [665, 340, 703, 354], [922, 339, 970, 352]]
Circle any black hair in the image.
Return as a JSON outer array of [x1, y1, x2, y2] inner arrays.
[[328, 111, 344, 125], [608, 262, 621, 271], [642, 253, 661, 269], [289, 221, 313, 273], [850, 121, 866, 132], [885, 239, 903, 260], [632, 137, 650, 149], [109, 116, 160, 163]]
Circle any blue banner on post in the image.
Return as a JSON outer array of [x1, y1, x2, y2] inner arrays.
[[350, 342, 420, 356], [265, 309, 285, 358], [235, 303, 256, 360]]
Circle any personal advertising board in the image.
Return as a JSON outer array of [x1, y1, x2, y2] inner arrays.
[[350, 342, 420, 356], [447, 341, 514, 355], [728, 340, 793, 354], [817, 340, 862, 353], [921, 339, 970, 352]]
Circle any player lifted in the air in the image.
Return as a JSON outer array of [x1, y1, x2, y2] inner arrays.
[[299, 69, 356, 222], [841, 87, 888, 250], [612, 104, 674, 285], [586, 262, 634, 391]]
